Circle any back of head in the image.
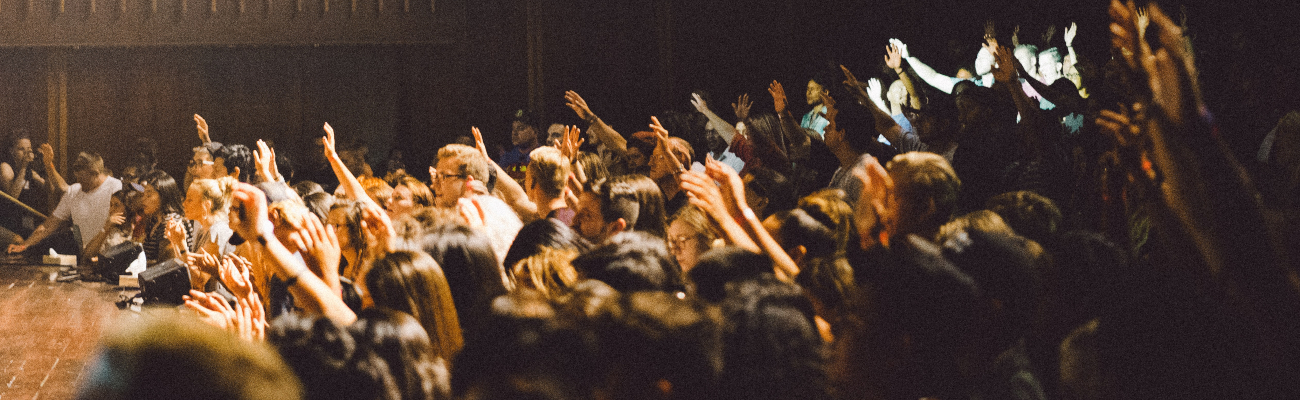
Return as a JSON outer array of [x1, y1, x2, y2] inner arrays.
[[292, 180, 324, 198], [985, 190, 1062, 245], [436, 144, 490, 183], [571, 231, 683, 293], [192, 177, 238, 217], [686, 247, 776, 303], [528, 146, 571, 197], [887, 152, 961, 237], [365, 250, 465, 361], [269, 312, 379, 400], [936, 209, 1016, 245], [215, 144, 253, 182], [744, 167, 796, 218], [419, 224, 507, 337], [718, 279, 829, 400], [593, 291, 721, 400], [594, 174, 667, 238], [349, 308, 452, 400], [511, 247, 581, 299], [504, 219, 592, 271], [78, 316, 302, 400], [940, 228, 1041, 345], [798, 188, 856, 255]]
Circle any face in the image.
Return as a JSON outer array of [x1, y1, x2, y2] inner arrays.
[[9, 139, 33, 164], [974, 49, 994, 76], [141, 186, 161, 217], [547, 123, 566, 146], [1014, 48, 1039, 78], [188, 151, 215, 181], [183, 184, 207, 220], [433, 158, 468, 208], [887, 81, 908, 107], [625, 147, 648, 169], [512, 121, 538, 147], [666, 219, 706, 272], [328, 207, 352, 250], [806, 80, 824, 105], [955, 68, 974, 80], [1038, 54, 1063, 81], [574, 192, 607, 242], [387, 185, 416, 217]]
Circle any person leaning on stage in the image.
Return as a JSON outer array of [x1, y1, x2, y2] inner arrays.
[[6, 152, 122, 259]]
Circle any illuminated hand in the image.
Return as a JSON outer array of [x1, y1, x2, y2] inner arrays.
[[565, 90, 596, 122], [889, 38, 910, 58], [194, 114, 211, 143], [767, 80, 788, 114], [885, 43, 904, 73], [731, 93, 753, 121], [1064, 22, 1078, 47]]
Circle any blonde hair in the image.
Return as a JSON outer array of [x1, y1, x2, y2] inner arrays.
[[668, 204, 720, 243], [511, 247, 579, 298], [190, 177, 237, 217], [887, 152, 961, 236], [527, 146, 570, 197], [436, 144, 489, 183], [937, 210, 1016, 244]]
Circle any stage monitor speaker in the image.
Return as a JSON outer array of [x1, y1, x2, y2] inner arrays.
[[139, 258, 190, 305], [98, 242, 144, 285]]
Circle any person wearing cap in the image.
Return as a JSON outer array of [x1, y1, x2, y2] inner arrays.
[[499, 109, 543, 181], [7, 151, 123, 256]]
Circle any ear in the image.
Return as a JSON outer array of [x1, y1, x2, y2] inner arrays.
[[790, 245, 808, 266], [229, 166, 241, 180], [606, 218, 628, 237]]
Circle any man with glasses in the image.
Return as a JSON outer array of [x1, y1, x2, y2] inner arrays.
[[430, 144, 490, 208]]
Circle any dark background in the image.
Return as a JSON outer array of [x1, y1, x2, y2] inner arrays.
[[1, 0, 1295, 183]]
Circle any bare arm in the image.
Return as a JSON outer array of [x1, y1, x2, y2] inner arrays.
[[892, 40, 956, 94], [321, 123, 379, 209], [768, 81, 810, 160], [38, 144, 67, 195], [471, 127, 538, 221], [691, 94, 740, 145], [566, 91, 627, 154], [990, 43, 1047, 160], [6, 216, 69, 254], [0, 162, 23, 198]]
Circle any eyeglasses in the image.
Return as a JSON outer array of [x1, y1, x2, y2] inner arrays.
[[433, 171, 468, 181], [188, 160, 214, 168], [666, 234, 701, 253]]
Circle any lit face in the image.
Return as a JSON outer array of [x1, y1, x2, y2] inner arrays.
[[188, 151, 215, 181], [1038, 54, 1063, 82], [183, 184, 208, 221], [886, 81, 908, 109], [141, 186, 162, 217], [974, 49, 994, 77], [1014, 48, 1039, 79], [806, 80, 824, 105], [387, 185, 416, 217], [573, 192, 607, 242], [512, 121, 538, 147], [433, 158, 468, 208], [666, 219, 706, 272], [212, 157, 230, 178], [547, 123, 566, 146], [9, 139, 33, 164]]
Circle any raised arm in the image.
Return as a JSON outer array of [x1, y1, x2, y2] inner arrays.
[[195, 114, 212, 144], [38, 144, 67, 195], [768, 80, 810, 157], [229, 182, 355, 325], [472, 127, 537, 220], [691, 93, 740, 145], [989, 42, 1047, 159], [886, 42, 923, 109], [893, 39, 957, 94], [322, 123, 378, 208], [566, 91, 626, 154]]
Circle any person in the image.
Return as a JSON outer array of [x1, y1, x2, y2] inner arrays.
[[510, 247, 580, 299], [182, 178, 238, 257], [801, 74, 833, 137], [76, 316, 303, 400], [363, 250, 464, 363], [7, 152, 123, 256], [138, 170, 192, 263], [214, 143, 254, 183], [185, 141, 224, 190], [419, 224, 508, 340], [1, 131, 49, 211], [893, 37, 996, 94], [80, 188, 141, 264], [571, 231, 683, 293], [348, 308, 453, 400], [524, 147, 573, 224], [1037, 48, 1065, 85], [573, 174, 667, 243], [431, 144, 491, 209], [887, 152, 962, 241], [666, 205, 720, 273], [498, 109, 542, 181], [387, 176, 433, 219]]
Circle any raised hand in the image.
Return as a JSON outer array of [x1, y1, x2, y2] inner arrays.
[[1012, 25, 1022, 47], [840, 64, 863, 91], [889, 38, 910, 59], [679, 170, 732, 223], [703, 158, 749, 220], [867, 78, 884, 104], [988, 43, 1019, 83], [185, 290, 234, 331], [1064, 22, 1078, 47], [648, 116, 685, 175], [218, 255, 255, 300], [565, 90, 596, 123], [852, 155, 894, 249], [232, 294, 267, 342], [166, 218, 188, 251], [253, 140, 277, 183], [38, 143, 54, 164], [767, 80, 788, 114], [285, 212, 341, 288], [732, 94, 752, 121], [457, 197, 487, 229], [984, 19, 997, 41], [557, 125, 584, 161], [821, 91, 841, 136], [471, 127, 491, 160], [690, 93, 711, 115], [194, 114, 211, 143], [885, 43, 904, 73], [321, 122, 338, 159], [360, 203, 396, 256], [187, 251, 220, 280], [1042, 24, 1058, 44]]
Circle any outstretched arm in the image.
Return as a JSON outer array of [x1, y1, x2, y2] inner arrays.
[[989, 42, 1047, 160], [194, 114, 212, 144], [471, 127, 538, 220], [893, 39, 957, 94], [38, 144, 67, 195], [841, 65, 903, 146], [321, 123, 379, 208], [566, 91, 627, 155], [691, 93, 740, 145]]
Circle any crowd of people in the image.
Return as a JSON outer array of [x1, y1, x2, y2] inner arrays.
[[2, 1, 1298, 399]]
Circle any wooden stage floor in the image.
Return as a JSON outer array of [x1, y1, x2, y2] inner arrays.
[[0, 264, 133, 400]]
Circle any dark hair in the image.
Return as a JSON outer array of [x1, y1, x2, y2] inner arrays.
[[835, 101, 888, 158], [503, 219, 592, 273], [215, 144, 254, 182], [293, 180, 324, 199], [420, 224, 507, 339], [985, 190, 1063, 245], [142, 170, 184, 216], [657, 110, 710, 165], [269, 313, 371, 400], [940, 228, 1041, 346], [686, 247, 776, 304], [71, 151, 106, 174], [592, 291, 721, 399], [571, 231, 683, 293], [452, 293, 594, 400], [770, 209, 837, 260], [349, 308, 452, 400], [1, 129, 30, 165], [718, 280, 830, 400], [302, 192, 334, 225], [330, 199, 366, 254], [590, 174, 667, 238], [364, 250, 465, 362], [510, 109, 542, 132], [744, 167, 796, 218]]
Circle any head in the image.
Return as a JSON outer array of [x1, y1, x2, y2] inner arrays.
[[268, 312, 383, 400], [886, 80, 909, 111], [511, 110, 542, 147], [293, 180, 324, 199], [822, 102, 879, 160], [70, 152, 107, 187], [574, 174, 667, 243], [79, 316, 302, 400], [591, 291, 721, 399], [3, 131, 33, 165], [796, 189, 856, 256], [363, 250, 465, 361], [905, 96, 959, 143], [718, 280, 828, 400], [571, 231, 684, 293], [387, 176, 433, 218], [187, 143, 221, 186], [985, 190, 1062, 245], [419, 224, 508, 337], [526, 146, 571, 203], [887, 152, 961, 239], [546, 123, 567, 146], [511, 247, 580, 299], [742, 167, 796, 219], [764, 209, 838, 267], [348, 308, 453, 400], [573, 151, 609, 185], [686, 247, 777, 303], [432, 144, 489, 208], [1014, 44, 1040, 79], [936, 210, 1016, 245], [806, 79, 826, 106], [328, 199, 366, 254], [184, 177, 236, 222], [214, 144, 253, 183], [503, 218, 592, 274], [1038, 47, 1064, 83], [666, 204, 720, 273], [141, 170, 184, 218], [940, 228, 1042, 347]]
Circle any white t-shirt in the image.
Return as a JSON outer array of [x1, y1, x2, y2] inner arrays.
[[52, 176, 123, 245]]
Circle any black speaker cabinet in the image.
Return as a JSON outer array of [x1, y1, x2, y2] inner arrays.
[[139, 258, 190, 305], [97, 242, 143, 285]]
